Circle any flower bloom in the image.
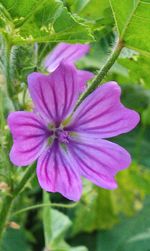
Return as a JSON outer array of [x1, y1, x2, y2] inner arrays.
[[8, 63, 140, 201], [43, 42, 94, 92]]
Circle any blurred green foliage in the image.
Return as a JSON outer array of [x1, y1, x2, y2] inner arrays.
[[97, 197, 150, 251], [0, 0, 150, 250]]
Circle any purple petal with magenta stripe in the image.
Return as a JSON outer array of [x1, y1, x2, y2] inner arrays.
[[7, 111, 49, 166], [37, 141, 82, 201], [68, 134, 131, 189], [28, 62, 83, 126], [67, 82, 140, 138]]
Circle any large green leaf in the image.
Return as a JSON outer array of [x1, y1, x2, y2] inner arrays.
[[96, 197, 150, 251], [0, 0, 93, 44], [109, 0, 150, 55]]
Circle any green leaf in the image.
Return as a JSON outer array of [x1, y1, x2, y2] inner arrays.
[[109, 0, 150, 55], [70, 247, 88, 251], [42, 193, 87, 250], [1, 228, 32, 251], [66, 0, 114, 34], [51, 239, 88, 251], [45, 206, 88, 251], [50, 208, 72, 245], [68, 0, 109, 21], [96, 197, 150, 251], [0, 0, 93, 45]]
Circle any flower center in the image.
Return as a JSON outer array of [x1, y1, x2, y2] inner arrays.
[[54, 128, 70, 143], [47, 124, 71, 145]]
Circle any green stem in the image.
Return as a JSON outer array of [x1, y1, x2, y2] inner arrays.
[[38, 43, 49, 63], [0, 164, 35, 242], [0, 194, 13, 244], [22, 86, 27, 108], [4, 37, 19, 110], [13, 164, 35, 197], [5, 40, 14, 97], [43, 191, 52, 248], [12, 202, 78, 216], [33, 43, 38, 68], [75, 38, 124, 109]]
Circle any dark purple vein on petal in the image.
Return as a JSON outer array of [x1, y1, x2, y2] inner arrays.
[[72, 143, 116, 174]]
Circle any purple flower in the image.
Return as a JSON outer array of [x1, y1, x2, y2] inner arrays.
[[43, 42, 94, 92], [44, 42, 90, 72], [8, 63, 140, 201]]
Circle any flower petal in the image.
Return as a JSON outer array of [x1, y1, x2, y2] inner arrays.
[[8, 112, 48, 166], [37, 142, 82, 201], [67, 82, 140, 138], [44, 43, 90, 72], [28, 63, 81, 126], [69, 135, 131, 189]]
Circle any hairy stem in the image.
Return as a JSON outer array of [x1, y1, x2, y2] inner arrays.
[[75, 38, 124, 109], [0, 164, 35, 242], [4, 40, 14, 97], [4, 37, 19, 110]]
